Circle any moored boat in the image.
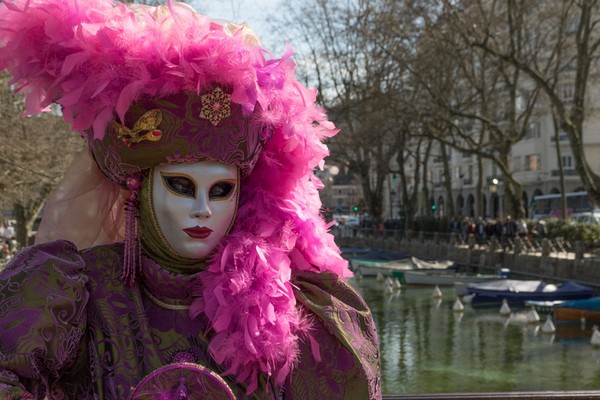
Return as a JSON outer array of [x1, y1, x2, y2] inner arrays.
[[410, 257, 455, 270], [403, 269, 499, 287], [349, 258, 414, 277], [348, 253, 453, 278], [467, 279, 594, 305], [553, 296, 600, 322]]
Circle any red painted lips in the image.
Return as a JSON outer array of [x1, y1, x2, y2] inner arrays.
[[183, 226, 213, 239]]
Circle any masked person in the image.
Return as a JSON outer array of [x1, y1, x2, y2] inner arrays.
[[0, 1, 381, 399]]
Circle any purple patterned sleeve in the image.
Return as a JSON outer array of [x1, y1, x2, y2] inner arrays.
[[0, 240, 91, 399], [288, 271, 382, 400]]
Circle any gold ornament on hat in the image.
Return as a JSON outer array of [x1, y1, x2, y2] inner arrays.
[[113, 109, 163, 147], [200, 87, 231, 126]]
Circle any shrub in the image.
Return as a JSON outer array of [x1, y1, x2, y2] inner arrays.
[[544, 217, 600, 252]]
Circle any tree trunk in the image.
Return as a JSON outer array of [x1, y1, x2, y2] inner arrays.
[[440, 142, 455, 217], [504, 179, 525, 219], [552, 110, 568, 219], [13, 201, 41, 249], [497, 146, 525, 219], [476, 155, 484, 218], [397, 142, 421, 228]]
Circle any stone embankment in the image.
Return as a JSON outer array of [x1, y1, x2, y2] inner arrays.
[[335, 230, 600, 289]]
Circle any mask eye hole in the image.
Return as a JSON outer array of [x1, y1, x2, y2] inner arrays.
[[209, 181, 236, 200], [162, 175, 196, 198]]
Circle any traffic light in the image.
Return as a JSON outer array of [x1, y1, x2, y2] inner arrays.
[[353, 206, 359, 212], [530, 200, 536, 207], [431, 204, 437, 211]]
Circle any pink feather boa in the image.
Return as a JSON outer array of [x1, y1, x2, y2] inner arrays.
[[0, 0, 352, 394], [188, 97, 352, 392]]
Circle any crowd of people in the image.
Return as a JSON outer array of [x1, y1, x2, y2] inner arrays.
[[449, 215, 547, 245], [0, 221, 17, 261]]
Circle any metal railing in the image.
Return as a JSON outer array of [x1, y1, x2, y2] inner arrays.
[[334, 226, 580, 257], [382, 391, 600, 399]]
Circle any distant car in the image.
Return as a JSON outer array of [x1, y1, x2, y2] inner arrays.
[[345, 216, 360, 226], [334, 215, 360, 226]]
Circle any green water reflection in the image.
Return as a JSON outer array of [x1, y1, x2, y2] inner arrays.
[[349, 277, 600, 394]]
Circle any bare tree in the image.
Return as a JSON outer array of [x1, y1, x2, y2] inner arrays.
[[458, 0, 600, 207], [399, 1, 558, 219], [0, 73, 84, 247], [272, 0, 409, 221]]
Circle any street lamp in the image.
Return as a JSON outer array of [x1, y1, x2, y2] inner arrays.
[[489, 178, 499, 217], [489, 178, 498, 193]]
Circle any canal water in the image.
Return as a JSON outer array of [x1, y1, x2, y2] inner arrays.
[[349, 277, 600, 394]]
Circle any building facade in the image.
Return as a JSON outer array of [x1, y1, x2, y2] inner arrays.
[[396, 104, 600, 221]]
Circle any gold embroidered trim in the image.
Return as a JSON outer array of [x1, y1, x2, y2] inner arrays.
[[141, 284, 191, 311]]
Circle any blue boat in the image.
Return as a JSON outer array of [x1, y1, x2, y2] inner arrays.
[[560, 296, 600, 310], [554, 296, 600, 322], [467, 279, 594, 304]]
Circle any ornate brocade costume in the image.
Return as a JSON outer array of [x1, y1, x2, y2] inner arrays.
[[0, 1, 383, 398], [0, 240, 381, 399]]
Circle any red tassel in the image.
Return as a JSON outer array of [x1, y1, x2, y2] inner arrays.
[[123, 174, 142, 286]]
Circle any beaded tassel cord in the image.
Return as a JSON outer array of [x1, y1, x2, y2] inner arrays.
[[123, 175, 142, 286]]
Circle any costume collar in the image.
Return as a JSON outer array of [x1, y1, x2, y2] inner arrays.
[[140, 255, 200, 310]]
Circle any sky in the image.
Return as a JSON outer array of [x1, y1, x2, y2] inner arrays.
[[189, 0, 285, 50]]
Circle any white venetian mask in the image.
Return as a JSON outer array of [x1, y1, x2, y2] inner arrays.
[[151, 160, 239, 260]]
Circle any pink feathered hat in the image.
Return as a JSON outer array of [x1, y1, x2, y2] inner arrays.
[[0, 0, 351, 394], [0, 1, 272, 182]]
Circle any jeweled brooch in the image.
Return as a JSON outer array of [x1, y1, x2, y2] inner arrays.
[[199, 87, 231, 126], [113, 109, 163, 147]]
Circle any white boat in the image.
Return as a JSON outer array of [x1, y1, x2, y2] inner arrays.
[[410, 257, 455, 270], [349, 258, 414, 277], [403, 269, 499, 287], [350, 256, 455, 278]]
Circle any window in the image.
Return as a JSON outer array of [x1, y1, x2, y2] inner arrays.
[[525, 121, 541, 139], [567, 15, 580, 35], [455, 166, 462, 179], [561, 155, 573, 168], [525, 154, 541, 171], [559, 83, 574, 101], [551, 130, 569, 142], [462, 165, 473, 185]]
